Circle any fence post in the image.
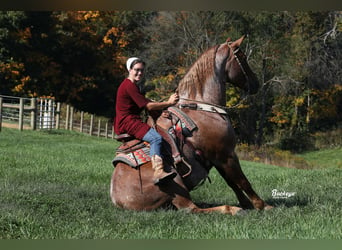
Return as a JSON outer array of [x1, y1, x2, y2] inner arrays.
[[38, 98, 42, 129], [69, 106, 74, 131], [30, 98, 37, 130], [80, 111, 84, 133], [0, 97, 3, 132], [56, 102, 61, 129], [65, 104, 70, 130], [19, 98, 24, 131], [89, 114, 94, 136], [48, 99, 53, 129], [97, 119, 101, 137], [105, 122, 108, 138], [111, 125, 114, 139]]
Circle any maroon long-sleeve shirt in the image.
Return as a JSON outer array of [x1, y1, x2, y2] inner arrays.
[[114, 78, 151, 139]]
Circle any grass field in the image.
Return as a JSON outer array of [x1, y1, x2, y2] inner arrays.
[[0, 128, 341, 239]]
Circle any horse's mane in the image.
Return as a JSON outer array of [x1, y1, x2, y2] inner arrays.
[[178, 45, 219, 98]]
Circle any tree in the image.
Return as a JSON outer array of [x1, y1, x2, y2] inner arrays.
[[1, 11, 340, 144], [0, 11, 28, 96], [2, 11, 155, 117], [141, 11, 238, 83], [227, 11, 294, 144]]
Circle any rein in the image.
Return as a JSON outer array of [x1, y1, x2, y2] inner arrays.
[[227, 41, 250, 85]]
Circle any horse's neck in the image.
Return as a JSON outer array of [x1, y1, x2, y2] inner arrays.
[[179, 79, 225, 105], [178, 46, 227, 106]]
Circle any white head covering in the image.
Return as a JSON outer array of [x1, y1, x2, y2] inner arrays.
[[126, 57, 140, 72]]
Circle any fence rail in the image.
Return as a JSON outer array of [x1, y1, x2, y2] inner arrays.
[[0, 95, 115, 139]]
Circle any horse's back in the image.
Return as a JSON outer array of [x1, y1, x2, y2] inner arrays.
[[110, 162, 173, 211]]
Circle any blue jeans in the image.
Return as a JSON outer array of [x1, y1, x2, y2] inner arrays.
[[142, 128, 162, 157]]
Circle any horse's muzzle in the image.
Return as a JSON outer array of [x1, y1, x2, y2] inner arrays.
[[247, 76, 260, 95]]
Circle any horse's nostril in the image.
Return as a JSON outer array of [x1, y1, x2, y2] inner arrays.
[[250, 81, 259, 94]]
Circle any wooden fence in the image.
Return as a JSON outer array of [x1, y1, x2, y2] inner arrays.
[[0, 95, 115, 139]]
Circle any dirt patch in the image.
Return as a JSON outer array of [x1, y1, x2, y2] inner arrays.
[[1, 122, 31, 130]]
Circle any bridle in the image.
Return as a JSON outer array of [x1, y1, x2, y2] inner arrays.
[[227, 41, 250, 84], [178, 41, 251, 115]]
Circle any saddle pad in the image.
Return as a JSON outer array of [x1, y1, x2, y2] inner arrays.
[[116, 139, 147, 154], [112, 146, 151, 168]]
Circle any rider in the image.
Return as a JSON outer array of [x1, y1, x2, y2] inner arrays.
[[114, 57, 179, 185]]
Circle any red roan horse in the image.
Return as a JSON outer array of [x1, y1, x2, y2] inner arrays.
[[110, 36, 272, 215]]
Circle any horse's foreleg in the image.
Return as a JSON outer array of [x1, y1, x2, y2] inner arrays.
[[218, 152, 270, 210], [191, 204, 242, 215], [162, 175, 241, 215], [216, 171, 255, 209], [172, 195, 242, 215]]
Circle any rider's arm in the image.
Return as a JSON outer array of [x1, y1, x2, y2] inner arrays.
[[145, 93, 179, 111]]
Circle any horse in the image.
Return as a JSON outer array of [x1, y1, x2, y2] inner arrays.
[[110, 36, 272, 215]]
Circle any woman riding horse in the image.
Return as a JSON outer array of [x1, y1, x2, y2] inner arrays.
[[111, 36, 272, 214], [114, 57, 179, 185]]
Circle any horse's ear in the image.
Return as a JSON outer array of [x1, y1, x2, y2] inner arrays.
[[226, 37, 232, 43], [231, 35, 245, 47]]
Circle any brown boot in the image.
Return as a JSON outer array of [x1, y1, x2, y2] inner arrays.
[[151, 155, 177, 185]]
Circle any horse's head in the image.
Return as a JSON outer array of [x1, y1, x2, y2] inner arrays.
[[178, 36, 259, 105], [223, 36, 259, 94]]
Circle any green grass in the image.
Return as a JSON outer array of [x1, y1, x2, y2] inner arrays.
[[300, 147, 342, 169], [0, 128, 341, 239]]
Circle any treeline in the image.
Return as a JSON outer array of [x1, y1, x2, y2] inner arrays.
[[0, 11, 341, 150]]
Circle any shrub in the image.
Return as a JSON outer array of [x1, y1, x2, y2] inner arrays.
[[278, 131, 315, 153], [236, 143, 311, 169], [313, 128, 342, 149]]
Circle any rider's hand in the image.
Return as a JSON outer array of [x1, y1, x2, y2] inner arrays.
[[168, 93, 179, 105]]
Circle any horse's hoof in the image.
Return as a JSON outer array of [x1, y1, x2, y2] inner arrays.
[[235, 209, 249, 216], [231, 206, 243, 216], [264, 204, 274, 210]]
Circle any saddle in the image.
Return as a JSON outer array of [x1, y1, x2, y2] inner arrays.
[[112, 107, 198, 177]]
